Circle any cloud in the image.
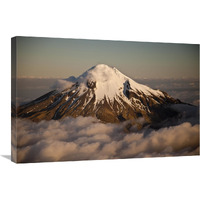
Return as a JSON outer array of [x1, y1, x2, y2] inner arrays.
[[12, 114, 199, 163], [51, 79, 75, 92], [120, 122, 199, 158]]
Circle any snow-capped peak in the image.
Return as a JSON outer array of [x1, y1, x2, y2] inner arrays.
[[74, 64, 164, 102], [78, 64, 119, 83]]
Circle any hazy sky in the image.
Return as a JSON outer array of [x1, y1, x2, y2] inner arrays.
[[16, 36, 199, 79]]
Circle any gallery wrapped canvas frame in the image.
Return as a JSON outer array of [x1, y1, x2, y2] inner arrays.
[[11, 36, 199, 163]]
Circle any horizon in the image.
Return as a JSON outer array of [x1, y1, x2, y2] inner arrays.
[[16, 77, 199, 107]]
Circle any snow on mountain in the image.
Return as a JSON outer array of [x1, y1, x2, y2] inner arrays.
[[71, 64, 164, 102], [17, 64, 182, 125]]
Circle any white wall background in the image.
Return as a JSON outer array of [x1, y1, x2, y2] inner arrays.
[[0, 1, 199, 200]]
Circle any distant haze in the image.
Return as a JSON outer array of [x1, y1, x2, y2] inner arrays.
[[16, 37, 199, 79]]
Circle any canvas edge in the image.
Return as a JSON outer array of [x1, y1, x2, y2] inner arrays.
[[11, 37, 17, 163]]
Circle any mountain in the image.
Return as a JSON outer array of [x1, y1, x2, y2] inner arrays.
[[17, 64, 183, 126]]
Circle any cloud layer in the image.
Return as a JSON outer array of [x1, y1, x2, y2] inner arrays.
[[12, 116, 199, 163]]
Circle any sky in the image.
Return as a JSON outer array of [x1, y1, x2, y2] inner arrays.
[[15, 36, 199, 79]]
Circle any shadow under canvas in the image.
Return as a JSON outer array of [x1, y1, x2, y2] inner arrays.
[[1, 155, 11, 160]]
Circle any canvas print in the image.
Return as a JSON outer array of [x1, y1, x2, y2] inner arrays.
[[11, 37, 199, 163]]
